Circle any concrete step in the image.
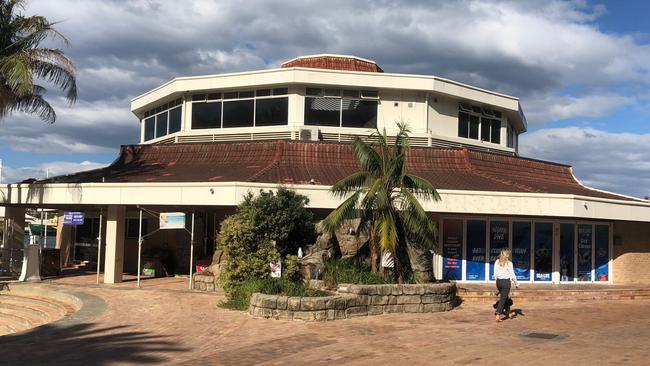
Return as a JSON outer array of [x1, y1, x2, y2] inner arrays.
[[0, 309, 34, 330], [0, 323, 18, 336], [459, 289, 650, 302], [0, 303, 50, 322], [0, 295, 73, 317]]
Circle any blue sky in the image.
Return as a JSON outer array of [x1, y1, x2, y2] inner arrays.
[[1, 0, 649, 198]]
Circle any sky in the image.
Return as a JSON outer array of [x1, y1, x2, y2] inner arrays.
[[0, 0, 649, 199]]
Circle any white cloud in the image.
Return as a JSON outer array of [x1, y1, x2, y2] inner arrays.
[[520, 127, 650, 198], [0, 160, 107, 184], [524, 93, 635, 124]]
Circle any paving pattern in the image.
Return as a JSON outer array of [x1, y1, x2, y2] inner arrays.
[[1, 275, 649, 365]]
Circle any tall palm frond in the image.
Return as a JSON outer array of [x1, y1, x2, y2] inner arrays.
[[0, 0, 77, 123], [323, 122, 442, 282]]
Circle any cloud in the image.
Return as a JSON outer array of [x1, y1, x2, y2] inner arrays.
[[524, 93, 635, 124], [1, 160, 107, 184], [520, 127, 650, 199]]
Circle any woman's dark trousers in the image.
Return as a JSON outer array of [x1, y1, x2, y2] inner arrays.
[[495, 279, 511, 316]]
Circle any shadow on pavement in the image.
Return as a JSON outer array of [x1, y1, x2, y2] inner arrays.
[[0, 322, 189, 365]]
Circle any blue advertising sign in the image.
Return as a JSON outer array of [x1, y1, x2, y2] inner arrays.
[[442, 219, 463, 281], [489, 221, 509, 280], [594, 225, 609, 282], [465, 220, 486, 281], [512, 222, 531, 281], [63, 211, 85, 225], [577, 224, 593, 281]]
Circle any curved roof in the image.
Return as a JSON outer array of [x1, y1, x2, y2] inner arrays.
[[281, 54, 384, 73], [41, 140, 639, 202]]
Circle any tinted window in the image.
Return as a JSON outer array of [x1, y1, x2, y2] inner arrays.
[[144, 117, 155, 140], [192, 102, 221, 129], [155, 111, 168, 138], [192, 94, 205, 101], [305, 97, 340, 126], [342, 99, 377, 128], [481, 119, 491, 141], [490, 119, 501, 144], [272, 87, 288, 95], [256, 97, 288, 126], [126, 219, 148, 239], [458, 112, 469, 138], [169, 107, 182, 133], [223, 99, 254, 128], [469, 114, 480, 139]]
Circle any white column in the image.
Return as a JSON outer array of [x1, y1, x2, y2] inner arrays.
[[104, 205, 126, 284]]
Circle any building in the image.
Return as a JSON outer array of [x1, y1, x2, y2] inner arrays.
[[1, 55, 649, 284]]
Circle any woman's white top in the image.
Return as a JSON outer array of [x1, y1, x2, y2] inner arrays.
[[494, 260, 518, 286]]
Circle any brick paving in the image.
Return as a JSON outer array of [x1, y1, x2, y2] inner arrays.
[[1, 274, 649, 365]]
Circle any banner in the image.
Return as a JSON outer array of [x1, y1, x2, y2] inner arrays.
[[577, 224, 593, 281], [594, 225, 609, 282], [442, 219, 463, 280], [159, 212, 186, 230], [63, 211, 84, 225]]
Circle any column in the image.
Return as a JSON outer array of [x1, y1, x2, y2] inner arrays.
[[104, 205, 125, 284]]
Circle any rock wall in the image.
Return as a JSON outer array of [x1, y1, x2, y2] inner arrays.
[[248, 283, 457, 321], [192, 273, 220, 292]]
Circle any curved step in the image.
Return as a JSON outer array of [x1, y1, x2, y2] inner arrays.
[[0, 324, 18, 336], [0, 310, 34, 329], [0, 303, 50, 322], [0, 295, 71, 317]]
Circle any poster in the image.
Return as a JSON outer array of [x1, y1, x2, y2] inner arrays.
[[577, 224, 593, 281], [534, 223, 553, 282], [270, 260, 282, 278], [489, 221, 509, 280], [63, 211, 85, 225], [442, 220, 463, 280], [512, 222, 531, 281], [594, 225, 609, 282], [159, 212, 186, 229], [465, 220, 486, 281]]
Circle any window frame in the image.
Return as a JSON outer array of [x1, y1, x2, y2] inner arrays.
[[457, 103, 504, 145], [142, 99, 182, 142], [304, 87, 379, 128]]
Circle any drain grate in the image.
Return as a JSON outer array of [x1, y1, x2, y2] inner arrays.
[[521, 332, 560, 340]]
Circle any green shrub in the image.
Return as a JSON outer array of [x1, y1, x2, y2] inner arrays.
[[219, 214, 280, 296], [323, 258, 394, 288], [238, 187, 315, 256], [282, 254, 302, 283], [220, 278, 328, 311]]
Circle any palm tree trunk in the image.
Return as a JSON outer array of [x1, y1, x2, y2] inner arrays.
[[369, 227, 377, 273]]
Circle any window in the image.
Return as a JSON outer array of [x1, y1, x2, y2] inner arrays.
[[75, 218, 100, 244], [304, 88, 378, 128], [256, 97, 288, 126], [458, 103, 503, 144], [192, 102, 221, 129], [223, 99, 254, 128], [144, 117, 155, 140], [169, 107, 182, 133], [126, 219, 148, 239], [190, 88, 289, 129], [155, 111, 168, 138], [142, 99, 183, 141]]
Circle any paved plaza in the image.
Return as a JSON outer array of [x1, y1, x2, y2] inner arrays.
[[1, 275, 649, 365]]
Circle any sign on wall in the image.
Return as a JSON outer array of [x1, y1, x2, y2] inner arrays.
[[442, 219, 463, 280], [63, 211, 85, 225], [159, 212, 186, 230]]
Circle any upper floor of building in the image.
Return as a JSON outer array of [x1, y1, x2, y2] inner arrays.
[[130, 55, 527, 154]]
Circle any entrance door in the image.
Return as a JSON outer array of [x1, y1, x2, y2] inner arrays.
[[512, 221, 531, 282], [594, 225, 610, 282], [534, 222, 553, 282], [559, 223, 575, 282], [489, 221, 509, 280]]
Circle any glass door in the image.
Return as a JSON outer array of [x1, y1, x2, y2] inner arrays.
[[577, 224, 593, 281], [559, 223, 575, 282], [466, 220, 486, 281], [594, 225, 610, 282], [512, 221, 532, 282], [534, 222, 553, 282], [489, 221, 509, 280]]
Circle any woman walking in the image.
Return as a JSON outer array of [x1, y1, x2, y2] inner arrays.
[[494, 248, 518, 322]]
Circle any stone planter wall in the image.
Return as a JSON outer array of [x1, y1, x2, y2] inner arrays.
[[248, 283, 457, 321], [192, 273, 220, 292]]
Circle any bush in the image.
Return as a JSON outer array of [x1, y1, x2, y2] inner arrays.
[[218, 214, 280, 295], [282, 255, 302, 283], [322, 258, 394, 288], [238, 187, 315, 256], [220, 278, 328, 310]]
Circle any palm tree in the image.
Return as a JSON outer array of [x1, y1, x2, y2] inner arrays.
[[323, 122, 441, 283], [0, 0, 77, 123]]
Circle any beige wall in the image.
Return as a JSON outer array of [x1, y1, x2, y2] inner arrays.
[[613, 221, 650, 284]]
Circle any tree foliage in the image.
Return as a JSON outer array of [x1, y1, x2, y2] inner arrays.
[[0, 0, 77, 123], [322, 123, 440, 283], [238, 187, 315, 256]]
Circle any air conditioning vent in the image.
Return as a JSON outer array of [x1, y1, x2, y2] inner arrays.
[[299, 127, 320, 141]]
